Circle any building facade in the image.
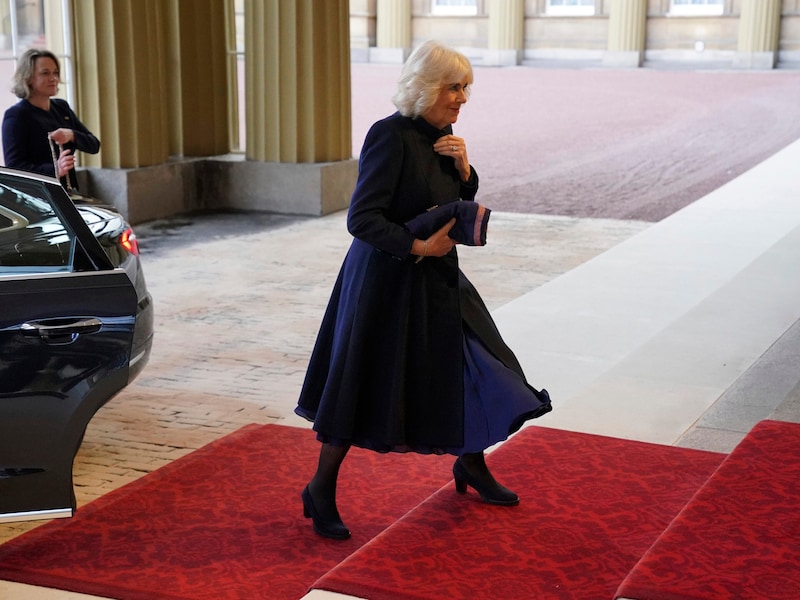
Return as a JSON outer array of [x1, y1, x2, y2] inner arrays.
[[351, 0, 800, 69]]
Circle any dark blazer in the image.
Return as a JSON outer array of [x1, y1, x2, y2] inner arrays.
[[2, 98, 100, 189]]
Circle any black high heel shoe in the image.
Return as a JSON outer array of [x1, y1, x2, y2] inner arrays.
[[453, 456, 519, 506], [301, 485, 351, 540]]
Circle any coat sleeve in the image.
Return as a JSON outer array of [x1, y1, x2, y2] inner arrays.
[[57, 100, 100, 154], [347, 119, 418, 260], [460, 166, 479, 201]]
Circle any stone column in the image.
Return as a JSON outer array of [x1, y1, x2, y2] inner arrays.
[[603, 0, 647, 68], [70, 0, 234, 223], [370, 0, 411, 63], [71, 0, 170, 169], [71, 0, 229, 162], [241, 0, 356, 215], [350, 0, 375, 62], [485, 0, 524, 66], [245, 0, 350, 163], [66, 0, 355, 221], [735, 0, 781, 69], [165, 0, 231, 157], [0, 3, 9, 50]]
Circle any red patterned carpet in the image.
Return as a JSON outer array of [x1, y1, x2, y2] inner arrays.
[[615, 420, 800, 600], [313, 426, 725, 600], [0, 424, 453, 600], [5, 422, 759, 600]]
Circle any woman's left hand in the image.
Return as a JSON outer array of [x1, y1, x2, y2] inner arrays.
[[56, 148, 76, 178], [434, 135, 471, 182], [48, 128, 75, 145]]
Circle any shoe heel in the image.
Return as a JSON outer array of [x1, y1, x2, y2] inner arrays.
[[301, 485, 351, 540], [452, 456, 519, 506], [453, 460, 468, 494]]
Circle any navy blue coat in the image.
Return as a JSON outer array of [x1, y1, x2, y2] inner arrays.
[[296, 112, 534, 452]]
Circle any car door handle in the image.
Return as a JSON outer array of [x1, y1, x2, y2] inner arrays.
[[21, 317, 103, 344]]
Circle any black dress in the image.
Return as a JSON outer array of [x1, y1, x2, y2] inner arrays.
[[295, 112, 550, 455]]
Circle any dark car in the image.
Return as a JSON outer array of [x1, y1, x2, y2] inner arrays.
[[0, 167, 153, 523]]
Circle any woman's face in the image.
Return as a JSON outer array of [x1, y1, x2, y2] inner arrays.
[[422, 79, 469, 129], [29, 56, 60, 99]]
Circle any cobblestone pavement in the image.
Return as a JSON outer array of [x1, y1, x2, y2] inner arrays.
[[0, 210, 647, 544]]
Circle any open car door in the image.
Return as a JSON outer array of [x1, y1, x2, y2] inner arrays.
[[0, 170, 137, 523]]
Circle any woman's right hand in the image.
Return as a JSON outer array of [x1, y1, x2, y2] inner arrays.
[[49, 128, 75, 145], [413, 217, 456, 259]]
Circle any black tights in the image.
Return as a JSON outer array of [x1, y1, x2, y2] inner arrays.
[[307, 445, 498, 518], [307, 442, 350, 520]]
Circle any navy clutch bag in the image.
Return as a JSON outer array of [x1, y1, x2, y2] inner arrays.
[[404, 201, 491, 246]]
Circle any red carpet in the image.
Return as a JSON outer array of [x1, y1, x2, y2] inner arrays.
[[615, 420, 800, 600], [313, 426, 725, 600], [0, 423, 453, 600]]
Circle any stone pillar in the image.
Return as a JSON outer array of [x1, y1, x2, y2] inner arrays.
[[485, 0, 524, 66], [735, 0, 781, 69], [165, 0, 231, 157], [350, 0, 376, 62], [223, 1, 240, 151], [242, 0, 356, 214], [245, 0, 350, 163], [67, 0, 355, 221], [70, 1, 229, 161], [72, 0, 170, 169], [603, 0, 647, 68], [72, 0, 208, 223], [0, 3, 9, 50], [369, 0, 411, 64]]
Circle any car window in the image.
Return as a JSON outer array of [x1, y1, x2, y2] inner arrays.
[[0, 178, 75, 274]]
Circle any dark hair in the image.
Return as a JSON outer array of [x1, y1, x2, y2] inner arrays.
[[12, 48, 61, 99]]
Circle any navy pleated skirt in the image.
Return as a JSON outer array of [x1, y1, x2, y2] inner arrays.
[[305, 320, 551, 456]]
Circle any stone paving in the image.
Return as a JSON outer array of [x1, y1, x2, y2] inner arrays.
[[0, 210, 648, 545]]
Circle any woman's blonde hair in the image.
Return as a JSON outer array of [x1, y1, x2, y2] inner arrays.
[[392, 40, 473, 118], [12, 48, 60, 99]]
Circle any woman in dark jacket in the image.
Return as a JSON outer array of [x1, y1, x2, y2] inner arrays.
[[2, 48, 100, 191], [296, 40, 551, 540]]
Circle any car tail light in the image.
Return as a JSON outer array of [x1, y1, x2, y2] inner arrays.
[[120, 228, 140, 255]]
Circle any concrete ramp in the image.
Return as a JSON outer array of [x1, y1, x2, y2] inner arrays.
[[495, 138, 800, 445]]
